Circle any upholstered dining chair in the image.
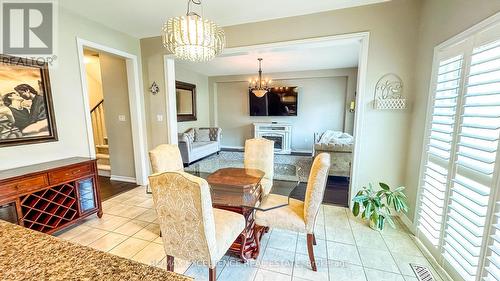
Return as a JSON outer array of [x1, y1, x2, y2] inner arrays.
[[244, 138, 274, 195], [255, 153, 330, 271], [149, 144, 184, 173], [148, 171, 246, 281]]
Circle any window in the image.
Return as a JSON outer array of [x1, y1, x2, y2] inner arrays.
[[417, 19, 500, 281]]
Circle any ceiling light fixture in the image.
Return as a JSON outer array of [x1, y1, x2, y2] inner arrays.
[[162, 0, 225, 62], [249, 58, 271, 98]]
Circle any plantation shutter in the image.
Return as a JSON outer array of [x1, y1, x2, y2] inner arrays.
[[418, 53, 464, 247], [417, 19, 500, 281], [444, 39, 500, 281]]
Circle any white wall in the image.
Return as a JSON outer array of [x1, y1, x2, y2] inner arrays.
[[0, 7, 143, 171], [175, 66, 210, 133], [211, 68, 357, 152]]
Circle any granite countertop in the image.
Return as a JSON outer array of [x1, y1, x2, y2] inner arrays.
[[0, 221, 192, 281]]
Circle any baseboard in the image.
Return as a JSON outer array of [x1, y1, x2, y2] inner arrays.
[[399, 213, 416, 234], [110, 175, 137, 184], [221, 145, 244, 151]]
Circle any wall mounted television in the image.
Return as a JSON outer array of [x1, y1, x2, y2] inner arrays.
[[249, 87, 298, 116]]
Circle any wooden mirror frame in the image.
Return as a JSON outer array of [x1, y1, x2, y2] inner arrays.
[[175, 81, 197, 122]]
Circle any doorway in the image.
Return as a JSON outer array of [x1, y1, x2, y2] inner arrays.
[[77, 38, 149, 186]]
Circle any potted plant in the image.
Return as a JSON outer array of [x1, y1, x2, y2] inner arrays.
[[352, 182, 408, 231]]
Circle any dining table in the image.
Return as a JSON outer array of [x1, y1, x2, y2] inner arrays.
[[188, 167, 301, 262]]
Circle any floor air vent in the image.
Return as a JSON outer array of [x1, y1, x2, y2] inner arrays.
[[410, 264, 435, 281]]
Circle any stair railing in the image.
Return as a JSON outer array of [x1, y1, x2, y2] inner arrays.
[[90, 100, 107, 146]]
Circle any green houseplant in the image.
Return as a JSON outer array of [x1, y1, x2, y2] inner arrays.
[[352, 183, 408, 231]]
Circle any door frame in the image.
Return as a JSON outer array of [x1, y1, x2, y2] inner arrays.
[[163, 32, 370, 204], [76, 38, 149, 186]]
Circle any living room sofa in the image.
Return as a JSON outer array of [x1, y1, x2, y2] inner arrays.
[[178, 127, 222, 165]]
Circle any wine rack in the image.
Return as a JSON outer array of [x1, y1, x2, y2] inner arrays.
[[20, 183, 78, 233]]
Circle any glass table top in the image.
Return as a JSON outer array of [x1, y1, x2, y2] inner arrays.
[[187, 168, 300, 211]]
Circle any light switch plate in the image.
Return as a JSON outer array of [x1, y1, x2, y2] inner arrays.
[[118, 115, 126, 122], [157, 114, 163, 122]]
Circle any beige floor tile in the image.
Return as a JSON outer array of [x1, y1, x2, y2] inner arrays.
[[136, 198, 154, 208], [116, 205, 149, 219], [87, 215, 130, 231], [153, 236, 163, 244], [134, 209, 157, 222], [403, 276, 418, 281], [217, 259, 258, 281], [88, 232, 128, 252], [391, 253, 443, 280], [353, 229, 388, 251], [131, 242, 166, 267], [132, 223, 160, 241], [364, 268, 405, 281], [121, 196, 152, 206], [313, 224, 326, 240], [108, 237, 150, 258], [172, 258, 192, 275], [358, 247, 400, 273], [328, 261, 366, 281], [324, 215, 351, 229], [267, 229, 298, 253], [383, 234, 423, 256], [325, 225, 355, 245], [259, 247, 295, 275], [183, 260, 226, 280], [327, 241, 361, 265], [107, 192, 135, 203], [292, 253, 328, 281], [113, 219, 148, 236], [70, 228, 109, 246], [254, 269, 292, 281], [55, 224, 91, 240]]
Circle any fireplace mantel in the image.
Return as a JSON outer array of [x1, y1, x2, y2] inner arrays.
[[253, 122, 292, 154]]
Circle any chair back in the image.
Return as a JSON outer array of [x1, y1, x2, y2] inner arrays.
[[304, 153, 331, 233], [244, 138, 274, 195], [149, 171, 217, 266], [149, 144, 184, 173]]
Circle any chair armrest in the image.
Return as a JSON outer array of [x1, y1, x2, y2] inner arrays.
[[178, 133, 192, 151]]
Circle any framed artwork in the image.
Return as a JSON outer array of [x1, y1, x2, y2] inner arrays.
[[176, 81, 197, 122], [0, 54, 58, 147]]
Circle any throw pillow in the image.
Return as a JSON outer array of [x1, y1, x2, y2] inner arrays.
[[195, 129, 211, 142]]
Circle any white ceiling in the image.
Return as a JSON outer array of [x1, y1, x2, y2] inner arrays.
[[177, 38, 360, 76], [60, 0, 388, 38]]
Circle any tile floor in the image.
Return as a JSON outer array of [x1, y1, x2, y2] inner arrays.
[[54, 186, 445, 281]]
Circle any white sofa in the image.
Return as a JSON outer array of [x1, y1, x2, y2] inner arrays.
[[178, 128, 222, 165]]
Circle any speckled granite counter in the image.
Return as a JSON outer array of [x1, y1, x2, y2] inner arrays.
[[0, 220, 192, 281]]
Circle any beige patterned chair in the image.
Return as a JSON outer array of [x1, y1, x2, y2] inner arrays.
[[149, 144, 184, 173], [244, 138, 274, 195], [255, 153, 330, 271], [148, 171, 245, 281]]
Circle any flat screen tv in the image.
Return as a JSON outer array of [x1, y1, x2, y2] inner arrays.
[[249, 87, 298, 116]]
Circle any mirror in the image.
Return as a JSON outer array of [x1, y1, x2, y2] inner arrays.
[[176, 81, 197, 122]]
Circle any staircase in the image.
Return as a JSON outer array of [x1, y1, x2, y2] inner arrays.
[[90, 100, 111, 177], [96, 137, 111, 177]]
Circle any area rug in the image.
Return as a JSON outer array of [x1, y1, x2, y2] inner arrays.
[[185, 151, 312, 182]]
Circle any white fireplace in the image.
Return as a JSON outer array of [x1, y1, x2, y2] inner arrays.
[[253, 122, 292, 154]]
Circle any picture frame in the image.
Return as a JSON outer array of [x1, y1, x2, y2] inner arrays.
[[176, 81, 197, 122], [0, 54, 58, 147]]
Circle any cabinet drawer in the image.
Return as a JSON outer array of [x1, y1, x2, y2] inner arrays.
[[2, 174, 49, 196], [48, 163, 93, 185]]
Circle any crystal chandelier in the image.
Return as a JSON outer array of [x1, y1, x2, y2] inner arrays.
[[249, 58, 272, 98], [162, 0, 225, 62]]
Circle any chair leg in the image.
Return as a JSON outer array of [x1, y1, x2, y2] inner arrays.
[[166, 255, 174, 272], [312, 233, 317, 246], [307, 233, 317, 271], [209, 267, 216, 281]]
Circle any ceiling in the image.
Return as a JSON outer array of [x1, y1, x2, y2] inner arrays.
[[60, 0, 388, 38], [177, 38, 361, 76]]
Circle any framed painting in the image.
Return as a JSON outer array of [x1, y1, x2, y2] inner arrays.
[[0, 54, 58, 147]]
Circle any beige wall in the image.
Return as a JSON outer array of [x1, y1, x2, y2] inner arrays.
[[83, 53, 104, 110], [175, 66, 210, 133], [210, 68, 357, 151], [404, 0, 500, 221], [99, 53, 136, 179], [0, 7, 143, 171]]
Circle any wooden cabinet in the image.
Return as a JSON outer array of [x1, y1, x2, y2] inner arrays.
[[0, 158, 102, 234]]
